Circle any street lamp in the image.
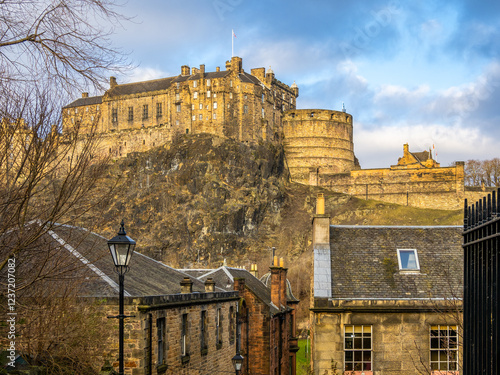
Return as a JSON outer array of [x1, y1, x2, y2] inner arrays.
[[232, 353, 244, 374], [108, 220, 136, 375]]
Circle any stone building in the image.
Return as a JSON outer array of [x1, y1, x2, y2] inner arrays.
[[310, 195, 463, 375], [181, 261, 300, 375], [3, 223, 240, 375], [62, 56, 299, 159]]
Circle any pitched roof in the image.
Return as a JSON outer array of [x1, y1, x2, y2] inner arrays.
[[3, 223, 221, 298], [327, 225, 463, 300], [412, 150, 431, 162], [63, 95, 102, 109], [195, 266, 280, 314]]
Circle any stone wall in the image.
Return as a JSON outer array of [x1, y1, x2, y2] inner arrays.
[[311, 300, 462, 375], [312, 162, 465, 210], [95, 291, 239, 375]]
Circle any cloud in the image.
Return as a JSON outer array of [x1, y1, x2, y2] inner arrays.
[[125, 67, 171, 83]]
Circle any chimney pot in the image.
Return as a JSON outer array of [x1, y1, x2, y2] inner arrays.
[[82, 92, 89, 98], [204, 277, 215, 293], [316, 193, 325, 215], [180, 277, 193, 294], [110, 76, 117, 88]]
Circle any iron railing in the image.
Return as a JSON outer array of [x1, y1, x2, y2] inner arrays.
[[463, 189, 500, 375]]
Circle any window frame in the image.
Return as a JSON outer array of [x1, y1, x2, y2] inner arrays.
[[344, 325, 372, 373], [156, 102, 162, 118], [397, 248, 420, 271], [142, 104, 148, 120], [430, 325, 459, 373], [157, 317, 165, 365], [181, 313, 188, 357], [201, 310, 208, 354], [128, 106, 133, 122]]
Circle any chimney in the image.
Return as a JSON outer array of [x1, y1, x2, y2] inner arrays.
[[250, 264, 258, 278], [180, 277, 193, 294], [312, 194, 332, 299], [200, 64, 205, 77], [82, 92, 89, 98], [204, 277, 215, 293], [279, 258, 288, 307], [181, 65, 190, 76], [192, 67, 199, 75], [110, 76, 117, 88], [216, 66, 220, 72], [270, 256, 281, 309], [225, 60, 231, 70], [230, 56, 243, 73], [403, 143, 409, 156]]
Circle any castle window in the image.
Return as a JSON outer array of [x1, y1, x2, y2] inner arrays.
[[91, 115, 94, 122], [192, 104, 195, 110], [206, 79, 211, 87], [156, 103, 162, 118], [344, 325, 372, 372], [143, 140, 145, 145], [213, 102, 217, 109], [176, 104, 181, 113], [230, 80, 233, 87], [227, 104, 230, 108], [244, 105, 248, 114], [229, 306, 235, 344], [262, 93, 265, 103], [262, 108, 265, 118], [193, 80, 197, 87], [193, 91, 198, 99], [199, 103, 203, 110], [199, 114, 203, 120], [430, 325, 458, 372], [244, 95, 247, 100], [213, 93, 216, 98], [186, 129, 189, 134], [207, 90, 211, 98], [229, 93, 233, 99], [112, 108, 118, 123], [213, 113, 216, 119], [142, 105, 148, 119], [176, 82, 180, 89], [397, 249, 420, 271], [176, 120, 179, 126], [192, 115, 196, 121], [175, 93, 180, 101], [282, 93, 285, 100], [75, 108, 78, 114]]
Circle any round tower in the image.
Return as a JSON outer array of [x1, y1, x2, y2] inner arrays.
[[282, 109, 356, 184]]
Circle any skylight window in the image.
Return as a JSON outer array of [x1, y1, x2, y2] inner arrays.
[[397, 249, 420, 270]]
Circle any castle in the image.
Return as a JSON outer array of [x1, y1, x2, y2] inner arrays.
[[63, 56, 466, 210]]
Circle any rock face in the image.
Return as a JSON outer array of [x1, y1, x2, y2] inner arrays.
[[102, 134, 294, 268]]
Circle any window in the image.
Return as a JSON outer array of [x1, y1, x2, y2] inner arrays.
[[142, 105, 148, 120], [157, 318, 165, 365], [230, 80, 233, 87], [192, 115, 196, 121], [262, 108, 265, 118], [344, 325, 372, 372], [229, 306, 235, 344], [244, 105, 248, 114], [176, 104, 181, 113], [112, 108, 118, 123], [176, 82, 180, 89], [156, 103, 162, 118], [193, 91, 198, 99], [244, 95, 247, 99], [128, 107, 133, 122], [207, 90, 211, 98], [199, 103, 203, 110], [216, 308, 222, 348], [181, 313, 188, 357], [229, 92, 233, 99], [213, 93, 216, 98], [397, 249, 420, 270], [175, 93, 180, 101], [191, 104, 195, 110], [201, 311, 208, 354], [262, 93, 265, 103], [213, 102, 217, 109], [193, 80, 198, 87], [213, 113, 217, 120], [430, 325, 458, 373], [207, 79, 211, 86], [199, 114, 203, 120]]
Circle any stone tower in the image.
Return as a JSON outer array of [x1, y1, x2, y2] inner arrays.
[[282, 109, 356, 184]]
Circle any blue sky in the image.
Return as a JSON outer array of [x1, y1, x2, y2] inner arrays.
[[107, 0, 500, 168]]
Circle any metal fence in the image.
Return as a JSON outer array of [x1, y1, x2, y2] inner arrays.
[[463, 189, 500, 375]]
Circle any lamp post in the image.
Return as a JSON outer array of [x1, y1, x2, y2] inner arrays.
[[232, 301, 244, 375], [108, 220, 136, 375], [232, 353, 244, 375]]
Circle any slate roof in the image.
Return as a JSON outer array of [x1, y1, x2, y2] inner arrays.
[[412, 150, 431, 163], [63, 95, 102, 109], [195, 266, 280, 314], [2, 223, 221, 298], [328, 225, 463, 300]]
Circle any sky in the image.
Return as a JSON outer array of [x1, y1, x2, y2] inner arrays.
[[107, 0, 500, 169]]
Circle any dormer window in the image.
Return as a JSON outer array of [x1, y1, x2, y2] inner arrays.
[[397, 249, 420, 271]]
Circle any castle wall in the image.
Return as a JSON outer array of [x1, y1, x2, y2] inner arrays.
[[283, 109, 356, 184], [318, 163, 465, 210]]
